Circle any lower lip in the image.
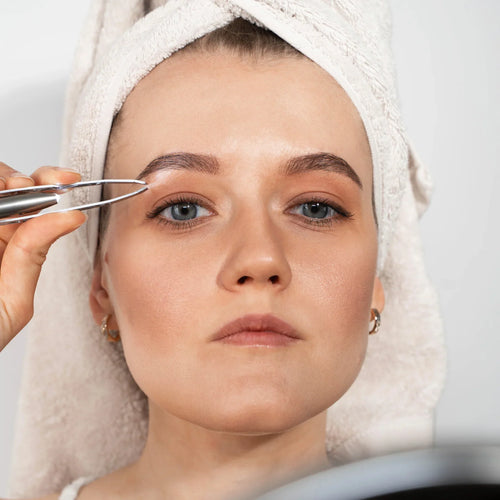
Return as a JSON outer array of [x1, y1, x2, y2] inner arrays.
[[218, 331, 298, 346]]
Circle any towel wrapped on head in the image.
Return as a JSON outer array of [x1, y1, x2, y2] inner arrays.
[[9, 0, 446, 496]]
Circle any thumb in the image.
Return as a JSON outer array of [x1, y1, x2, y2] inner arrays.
[[0, 210, 86, 346]]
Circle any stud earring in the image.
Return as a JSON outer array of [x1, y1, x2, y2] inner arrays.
[[369, 308, 381, 335], [100, 314, 120, 342]]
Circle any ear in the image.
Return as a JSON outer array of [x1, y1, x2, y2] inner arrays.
[[371, 276, 385, 313], [89, 257, 114, 326]]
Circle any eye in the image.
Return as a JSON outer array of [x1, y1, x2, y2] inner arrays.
[[290, 201, 339, 220], [146, 195, 214, 228], [287, 197, 353, 227], [296, 201, 335, 219], [160, 201, 210, 221]]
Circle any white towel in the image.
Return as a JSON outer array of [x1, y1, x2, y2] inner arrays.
[[9, 0, 446, 496]]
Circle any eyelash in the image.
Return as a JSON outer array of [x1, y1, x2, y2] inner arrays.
[[146, 195, 214, 230], [286, 196, 353, 227], [146, 195, 353, 230]]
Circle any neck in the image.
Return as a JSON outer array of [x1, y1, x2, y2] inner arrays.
[[128, 404, 330, 499]]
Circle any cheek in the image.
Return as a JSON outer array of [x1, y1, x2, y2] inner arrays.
[[103, 228, 216, 350], [292, 214, 378, 325], [102, 228, 217, 420], [292, 231, 377, 391]]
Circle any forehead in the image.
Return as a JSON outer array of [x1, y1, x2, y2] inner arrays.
[[108, 48, 372, 184]]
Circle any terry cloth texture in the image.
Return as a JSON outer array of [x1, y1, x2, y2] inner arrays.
[[9, 0, 446, 496]]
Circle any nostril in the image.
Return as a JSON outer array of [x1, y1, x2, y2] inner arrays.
[[236, 275, 280, 285]]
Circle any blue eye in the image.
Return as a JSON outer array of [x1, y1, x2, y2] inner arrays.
[[292, 201, 338, 220], [160, 201, 210, 221]]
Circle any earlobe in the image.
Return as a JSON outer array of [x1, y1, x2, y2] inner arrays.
[[371, 276, 385, 314], [89, 258, 113, 326]]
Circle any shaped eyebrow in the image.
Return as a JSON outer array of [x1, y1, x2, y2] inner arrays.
[[137, 152, 219, 179], [137, 151, 362, 189], [282, 152, 363, 189]]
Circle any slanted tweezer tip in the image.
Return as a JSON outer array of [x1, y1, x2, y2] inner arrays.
[[0, 179, 148, 225]]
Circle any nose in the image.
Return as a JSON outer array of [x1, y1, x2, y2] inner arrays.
[[217, 216, 292, 292]]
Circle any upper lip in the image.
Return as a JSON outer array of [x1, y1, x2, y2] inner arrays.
[[212, 314, 301, 341]]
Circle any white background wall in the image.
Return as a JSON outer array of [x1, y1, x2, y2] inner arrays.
[[0, 0, 499, 496]]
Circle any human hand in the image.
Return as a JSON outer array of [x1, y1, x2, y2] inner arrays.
[[0, 162, 86, 351]]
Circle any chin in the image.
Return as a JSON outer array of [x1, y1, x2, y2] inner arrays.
[[202, 410, 309, 436], [191, 390, 325, 435]]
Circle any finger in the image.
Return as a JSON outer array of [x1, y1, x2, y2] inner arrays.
[[0, 165, 81, 261], [0, 166, 81, 257], [31, 165, 81, 186], [0, 161, 35, 190], [0, 224, 19, 261], [0, 161, 19, 178], [0, 164, 36, 254], [0, 210, 86, 337], [5, 174, 35, 190]]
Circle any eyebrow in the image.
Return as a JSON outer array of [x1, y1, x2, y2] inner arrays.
[[137, 152, 219, 179], [282, 152, 362, 189], [137, 151, 362, 189]]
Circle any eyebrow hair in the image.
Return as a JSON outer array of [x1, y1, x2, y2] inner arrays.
[[283, 153, 363, 189], [137, 152, 219, 179], [137, 151, 362, 189]]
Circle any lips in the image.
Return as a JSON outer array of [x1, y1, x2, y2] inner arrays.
[[212, 314, 301, 346]]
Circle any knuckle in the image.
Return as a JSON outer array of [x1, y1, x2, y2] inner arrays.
[[0, 162, 16, 175], [31, 165, 62, 184], [32, 165, 52, 176], [13, 236, 48, 267]]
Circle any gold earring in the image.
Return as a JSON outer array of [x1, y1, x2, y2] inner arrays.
[[369, 308, 381, 335], [100, 314, 120, 342]]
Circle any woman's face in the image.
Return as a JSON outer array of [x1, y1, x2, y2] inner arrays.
[[90, 49, 384, 434]]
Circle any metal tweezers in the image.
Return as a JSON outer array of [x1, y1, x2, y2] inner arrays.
[[0, 179, 147, 225]]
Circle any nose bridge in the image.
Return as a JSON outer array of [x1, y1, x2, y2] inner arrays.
[[217, 205, 292, 291]]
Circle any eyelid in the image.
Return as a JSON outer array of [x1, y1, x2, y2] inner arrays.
[[148, 192, 216, 215]]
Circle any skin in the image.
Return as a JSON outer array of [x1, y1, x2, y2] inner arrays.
[[0, 48, 384, 500]]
